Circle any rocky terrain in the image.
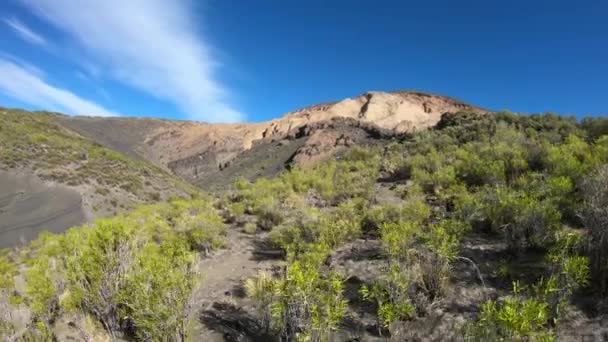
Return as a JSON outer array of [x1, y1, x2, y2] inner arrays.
[[57, 91, 485, 186], [2, 93, 608, 342], [1, 90, 482, 247]]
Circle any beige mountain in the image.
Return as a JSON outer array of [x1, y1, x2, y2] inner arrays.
[[59, 90, 485, 185]]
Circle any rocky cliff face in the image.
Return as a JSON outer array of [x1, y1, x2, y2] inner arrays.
[[57, 91, 486, 186]]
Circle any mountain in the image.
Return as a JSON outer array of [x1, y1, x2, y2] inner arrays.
[[2, 93, 608, 341], [0, 91, 483, 246], [57, 91, 485, 187]]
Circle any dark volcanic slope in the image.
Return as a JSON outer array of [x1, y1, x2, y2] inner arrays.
[[0, 109, 197, 248], [55, 115, 170, 163], [195, 117, 402, 190], [0, 171, 85, 248]]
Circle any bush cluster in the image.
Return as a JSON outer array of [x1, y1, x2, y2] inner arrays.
[[1, 198, 225, 341]]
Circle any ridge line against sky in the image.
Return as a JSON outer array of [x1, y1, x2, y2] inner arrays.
[[1, 0, 243, 122]]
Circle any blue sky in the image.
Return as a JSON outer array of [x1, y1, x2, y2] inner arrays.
[[0, 0, 606, 122]]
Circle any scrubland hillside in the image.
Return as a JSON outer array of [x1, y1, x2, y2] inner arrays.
[[2, 109, 608, 341]]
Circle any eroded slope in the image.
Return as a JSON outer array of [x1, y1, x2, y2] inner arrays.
[[53, 91, 485, 186], [0, 109, 197, 246]]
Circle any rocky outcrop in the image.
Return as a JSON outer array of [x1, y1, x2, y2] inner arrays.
[[55, 91, 486, 183]]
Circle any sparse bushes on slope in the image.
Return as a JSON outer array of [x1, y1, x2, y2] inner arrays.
[[1, 197, 225, 341], [0, 109, 197, 211], [242, 148, 382, 340], [6, 108, 608, 341], [467, 238, 589, 342], [361, 111, 606, 339], [247, 247, 346, 341], [0, 256, 17, 340], [359, 189, 469, 333], [466, 282, 555, 341], [580, 116, 608, 141], [476, 186, 561, 253], [581, 165, 608, 293]]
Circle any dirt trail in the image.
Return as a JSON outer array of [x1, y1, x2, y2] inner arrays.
[[192, 227, 280, 341]]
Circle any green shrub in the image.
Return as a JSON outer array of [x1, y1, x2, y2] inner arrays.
[[227, 201, 246, 221], [360, 264, 415, 331], [256, 201, 285, 231], [580, 166, 608, 293], [0, 257, 15, 290], [118, 238, 198, 341], [579, 117, 608, 141], [10, 198, 225, 340], [361, 221, 418, 331], [478, 186, 561, 253], [0, 257, 17, 340], [243, 222, 258, 235], [454, 148, 506, 187], [246, 246, 346, 341], [174, 206, 226, 254], [362, 204, 404, 234], [466, 283, 554, 341]]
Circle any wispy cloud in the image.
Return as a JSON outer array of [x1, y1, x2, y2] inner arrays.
[[0, 58, 119, 117], [21, 0, 244, 123], [3, 17, 47, 46]]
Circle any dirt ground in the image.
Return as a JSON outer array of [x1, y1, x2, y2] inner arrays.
[[0, 170, 85, 248]]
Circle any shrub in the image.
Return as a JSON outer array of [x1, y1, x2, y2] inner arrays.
[[318, 200, 363, 247], [246, 247, 346, 341], [580, 117, 608, 141], [62, 220, 136, 336], [466, 283, 554, 341], [360, 264, 415, 331], [256, 201, 285, 231], [227, 201, 246, 221], [243, 222, 258, 235], [454, 148, 506, 187], [0, 257, 15, 290], [362, 204, 404, 234], [545, 135, 594, 181], [361, 221, 418, 331], [478, 187, 561, 253], [174, 206, 226, 254], [118, 239, 198, 341], [0, 257, 17, 340], [269, 203, 362, 255], [581, 166, 608, 293]]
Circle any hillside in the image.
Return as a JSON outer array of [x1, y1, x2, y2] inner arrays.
[[0, 108, 197, 247], [1, 103, 608, 341], [2, 92, 608, 341], [56, 91, 485, 186], [1, 91, 477, 247]]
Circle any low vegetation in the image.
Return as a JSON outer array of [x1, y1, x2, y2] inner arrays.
[[1, 109, 607, 340], [0, 108, 196, 212], [1, 198, 225, 340], [241, 111, 607, 340]]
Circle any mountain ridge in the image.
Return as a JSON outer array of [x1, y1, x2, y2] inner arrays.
[[0, 90, 485, 244], [56, 90, 486, 183]]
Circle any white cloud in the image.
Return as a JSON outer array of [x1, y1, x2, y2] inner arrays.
[[0, 58, 119, 117], [3, 17, 47, 46], [0, 52, 46, 77], [21, 0, 244, 123]]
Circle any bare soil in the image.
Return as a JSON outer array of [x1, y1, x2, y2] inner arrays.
[[0, 170, 85, 248]]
